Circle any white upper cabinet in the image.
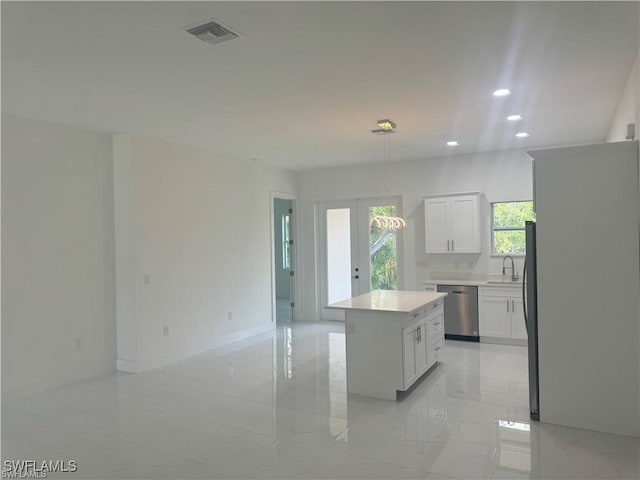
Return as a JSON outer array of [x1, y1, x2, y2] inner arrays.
[[424, 197, 449, 253], [424, 193, 481, 253]]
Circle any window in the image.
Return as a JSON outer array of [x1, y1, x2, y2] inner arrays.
[[281, 213, 291, 269], [491, 201, 535, 255]]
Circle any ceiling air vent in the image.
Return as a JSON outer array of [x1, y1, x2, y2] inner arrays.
[[184, 18, 239, 46]]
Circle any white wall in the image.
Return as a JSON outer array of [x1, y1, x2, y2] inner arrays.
[[607, 54, 639, 142], [1, 113, 116, 402], [113, 134, 297, 372], [297, 148, 533, 321], [113, 134, 138, 371]]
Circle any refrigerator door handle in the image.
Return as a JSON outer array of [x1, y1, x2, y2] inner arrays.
[[522, 259, 528, 335]]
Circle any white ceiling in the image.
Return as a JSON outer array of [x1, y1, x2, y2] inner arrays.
[[2, 1, 638, 170]]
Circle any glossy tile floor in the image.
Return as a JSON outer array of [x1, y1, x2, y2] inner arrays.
[[3, 321, 639, 479]]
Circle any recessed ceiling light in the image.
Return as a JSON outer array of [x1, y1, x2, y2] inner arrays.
[[446, 141, 459, 146], [507, 114, 523, 121], [516, 132, 530, 138], [492, 88, 511, 97]]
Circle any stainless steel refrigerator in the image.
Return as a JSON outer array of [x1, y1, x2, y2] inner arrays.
[[523, 221, 539, 421]]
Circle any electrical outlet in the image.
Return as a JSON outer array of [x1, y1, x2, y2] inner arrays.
[[162, 325, 169, 336], [227, 365, 234, 376]]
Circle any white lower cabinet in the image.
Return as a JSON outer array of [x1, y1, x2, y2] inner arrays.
[[426, 330, 444, 367], [511, 297, 527, 340], [341, 294, 446, 400], [479, 287, 527, 344], [479, 296, 511, 337], [402, 305, 444, 391]]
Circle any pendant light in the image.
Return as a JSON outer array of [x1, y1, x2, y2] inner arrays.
[[370, 119, 405, 230]]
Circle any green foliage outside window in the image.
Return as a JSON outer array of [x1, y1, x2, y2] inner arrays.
[[369, 205, 397, 290], [492, 201, 535, 254]]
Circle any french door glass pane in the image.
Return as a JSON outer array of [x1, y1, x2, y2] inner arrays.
[[327, 208, 352, 304], [369, 205, 398, 290]]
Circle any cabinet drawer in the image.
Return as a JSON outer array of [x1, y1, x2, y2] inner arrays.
[[427, 299, 443, 313], [427, 312, 444, 334], [405, 300, 443, 329], [478, 286, 521, 298], [409, 306, 427, 320], [427, 333, 444, 365], [429, 334, 444, 354]]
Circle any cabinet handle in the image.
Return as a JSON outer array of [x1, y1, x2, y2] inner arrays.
[[506, 300, 509, 312], [512, 300, 515, 311], [416, 325, 420, 343], [447, 240, 450, 251], [452, 240, 454, 251]]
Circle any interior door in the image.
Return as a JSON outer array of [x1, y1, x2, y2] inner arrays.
[[319, 197, 403, 321], [272, 195, 297, 323]]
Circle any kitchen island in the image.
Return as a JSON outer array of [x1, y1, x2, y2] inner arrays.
[[328, 290, 447, 400]]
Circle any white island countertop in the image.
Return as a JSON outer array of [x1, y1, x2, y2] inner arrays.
[[327, 289, 447, 313]]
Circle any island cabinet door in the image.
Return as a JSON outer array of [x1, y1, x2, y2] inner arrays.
[[415, 320, 428, 375], [403, 327, 418, 387], [402, 321, 428, 389]]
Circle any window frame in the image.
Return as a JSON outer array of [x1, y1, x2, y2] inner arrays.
[[490, 200, 534, 256]]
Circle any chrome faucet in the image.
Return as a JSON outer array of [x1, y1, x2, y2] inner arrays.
[[502, 255, 518, 281]]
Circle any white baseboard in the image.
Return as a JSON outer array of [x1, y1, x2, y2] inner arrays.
[[116, 358, 138, 373], [480, 336, 527, 346], [128, 325, 274, 373]]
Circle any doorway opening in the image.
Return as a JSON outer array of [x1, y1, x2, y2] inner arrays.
[[272, 194, 296, 323]]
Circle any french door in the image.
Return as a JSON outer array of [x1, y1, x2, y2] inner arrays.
[[319, 197, 403, 321]]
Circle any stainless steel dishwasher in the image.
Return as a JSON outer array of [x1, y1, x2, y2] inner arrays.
[[436, 285, 479, 341]]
